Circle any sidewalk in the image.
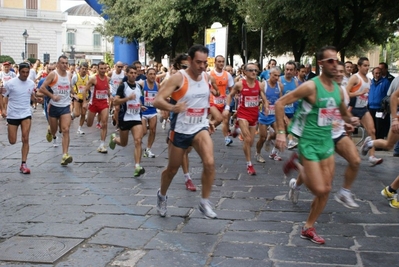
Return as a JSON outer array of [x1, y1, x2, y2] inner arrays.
[[0, 108, 398, 267]]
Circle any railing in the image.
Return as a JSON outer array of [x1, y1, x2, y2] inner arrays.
[[0, 8, 67, 21], [62, 44, 112, 54]]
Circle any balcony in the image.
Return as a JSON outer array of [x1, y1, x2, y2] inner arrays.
[[0, 8, 67, 22]]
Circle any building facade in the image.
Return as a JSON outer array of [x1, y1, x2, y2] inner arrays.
[[0, 0, 66, 63]]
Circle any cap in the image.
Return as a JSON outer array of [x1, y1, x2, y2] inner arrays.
[[3, 61, 10, 66]]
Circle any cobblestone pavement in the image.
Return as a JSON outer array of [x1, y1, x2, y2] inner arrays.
[[0, 107, 398, 267]]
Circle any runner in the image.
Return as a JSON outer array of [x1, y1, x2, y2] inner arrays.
[[224, 63, 268, 175], [108, 61, 125, 127], [0, 62, 35, 173], [0, 61, 17, 116], [275, 46, 359, 244], [83, 61, 110, 153], [109, 65, 146, 177], [39, 55, 74, 166], [153, 44, 218, 218], [71, 62, 90, 134]]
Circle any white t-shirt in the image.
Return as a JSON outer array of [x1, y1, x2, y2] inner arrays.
[[3, 77, 35, 119], [28, 69, 36, 82]]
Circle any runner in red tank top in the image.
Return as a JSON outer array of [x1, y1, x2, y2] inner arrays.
[[223, 63, 268, 175]]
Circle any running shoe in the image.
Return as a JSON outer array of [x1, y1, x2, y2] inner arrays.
[[334, 190, 359, 209], [143, 148, 155, 158], [97, 145, 108, 154], [198, 200, 217, 219], [381, 186, 396, 200], [134, 166, 145, 177], [96, 122, 101, 129], [231, 125, 240, 138], [157, 190, 168, 217], [19, 163, 31, 174], [109, 133, 116, 150], [287, 140, 298, 150], [283, 152, 298, 175], [389, 198, 399, 209], [369, 156, 383, 166], [46, 129, 52, 142], [61, 153, 73, 166], [360, 136, 372, 156], [247, 165, 256, 175], [301, 227, 325, 244], [288, 178, 300, 204], [269, 152, 282, 161], [225, 138, 233, 146], [77, 129, 85, 135], [53, 137, 58, 147], [185, 179, 197, 191], [255, 153, 266, 163]]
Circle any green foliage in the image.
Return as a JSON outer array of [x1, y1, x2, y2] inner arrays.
[[27, 58, 36, 64], [0, 55, 15, 64], [104, 52, 114, 68]]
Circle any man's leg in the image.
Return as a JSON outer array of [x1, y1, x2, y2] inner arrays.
[[20, 118, 32, 162], [181, 146, 196, 191], [361, 112, 381, 163], [132, 123, 145, 176], [160, 144, 185, 196], [99, 108, 109, 142], [146, 116, 157, 150], [238, 119, 256, 163], [59, 113, 72, 155], [255, 123, 267, 162]]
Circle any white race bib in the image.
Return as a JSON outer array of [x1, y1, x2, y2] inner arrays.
[[184, 108, 205, 124], [318, 107, 340, 126], [95, 90, 108, 99], [244, 96, 259, 107], [127, 103, 141, 115]]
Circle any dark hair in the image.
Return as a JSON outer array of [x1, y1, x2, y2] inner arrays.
[[215, 55, 224, 62], [146, 67, 156, 74], [19, 62, 30, 70], [132, 60, 142, 67], [80, 62, 89, 68], [70, 63, 76, 67], [91, 64, 98, 68], [285, 61, 296, 68], [337, 61, 345, 67], [357, 57, 369, 66], [316, 46, 337, 61], [268, 59, 277, 66], [299, 64, 306, 69], [98, 61, 106, 67], [172, 54, 189, 70], [58, 55, 68, 62], [344, 61, 352, 65], [126, 65, 137, 73], [372, 67, 381, 74], [187, 44, 209, 60], [379, 62, 388, 69], [244, 62, 257, 70]]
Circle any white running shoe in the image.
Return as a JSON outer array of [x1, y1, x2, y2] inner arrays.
[[144, 148, 155, 158], [334, 190, 359, 209], [198, 200, 217, 219], [97, 145, 108, 154], [288, 178, 300, 204], [53, 137, 58, 147], [157, 190, 168, 217], [77, 129, 85, 135], [369, 156, 383, 166]]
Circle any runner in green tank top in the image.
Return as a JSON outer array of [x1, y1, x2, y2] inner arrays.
[[274, 46, 360, 245]]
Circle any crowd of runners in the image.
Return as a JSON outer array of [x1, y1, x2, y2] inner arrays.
[[1, 44, 399, 245]]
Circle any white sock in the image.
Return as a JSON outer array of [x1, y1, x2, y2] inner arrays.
[[78, 126, 81, 131], [340, 188, 351, 196], [135, 163, 140, 168], [184, 173, 191, 182], [200, 198, 209, 205], [367, 140, 374, 148], [247, 161, 252, 167]]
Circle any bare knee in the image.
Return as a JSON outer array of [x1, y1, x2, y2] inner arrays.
[[312, 184, 332, 197]]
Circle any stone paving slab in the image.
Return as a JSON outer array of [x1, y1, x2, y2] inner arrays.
[[1, 110, 399, 266]]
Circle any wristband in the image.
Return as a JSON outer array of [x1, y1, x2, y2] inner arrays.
[[277, 130, 286, 134]]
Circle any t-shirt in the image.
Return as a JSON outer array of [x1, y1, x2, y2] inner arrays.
[[3, 77, 35, 119]]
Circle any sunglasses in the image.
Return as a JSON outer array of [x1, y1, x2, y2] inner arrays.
[[48, 68, 55, 71], [321, 58, 338, 64], [181, 64, 188, 69], [245, 69, 258, 72], [117, 66, 123, 68]]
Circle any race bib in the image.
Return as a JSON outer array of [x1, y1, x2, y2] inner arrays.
[[95, 90, 108, 99], [244, 96, 259, 107], [144, 96, 155, 107], [78, 85, 85, 94], [268, 105, 275, 115], [318, 107, 340, 126], [184, 108, 205, 124], [58, 85, 70, 95], [214, 96, 226, 105], [127, 103, 141, 115], [356, 93, 368, 107]]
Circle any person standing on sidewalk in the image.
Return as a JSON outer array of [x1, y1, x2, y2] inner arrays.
[[153, 44, 218, 218], [0, 62, 35, 173], [275, 46, 359, 245], [39, 55, 74, 166]]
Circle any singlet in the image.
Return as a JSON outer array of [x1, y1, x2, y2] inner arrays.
[[281, 76, 298, 114], [289, 77, 341, 140], [141, 80, 158, 115], [209, 70, 231, 107], [118, 82, 142, 122], [74, 73, 89, 100], [169, 70, 210, 134], [349, 73, 370, 108], [236, 79, 260, 120], [110, 70, 124, 95], [264, 80, 281, 116], [332, 84, 349, 139], [92, 75, 109, 104], [49, 70, 71, 107]]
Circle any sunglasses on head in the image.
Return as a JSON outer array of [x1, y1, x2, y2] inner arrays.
[[321, 58, 338, 64]]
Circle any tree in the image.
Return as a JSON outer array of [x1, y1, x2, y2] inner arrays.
[[0, 55, 15, 64]]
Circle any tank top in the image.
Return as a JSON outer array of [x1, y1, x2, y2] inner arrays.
[[92, 75, 109, 104], [349, 73, 370, 108], [141, 80, 158, 115], [74, 73, 89, 100], [281, 76, 297, 114], [237, 79, 260, 120], [170, 70, 210, 134], [110, 70, 125, 95], [209, 70, 228, 106], [264, 80, 281, 116], [50, 70, 71, 107], [289, 77, 341, 140]]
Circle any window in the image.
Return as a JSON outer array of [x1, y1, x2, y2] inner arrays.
[[26, 0, 38, 17], [93, 33, 101, 48], [27, 43, 38, 59], [67, 32, 75, 46]]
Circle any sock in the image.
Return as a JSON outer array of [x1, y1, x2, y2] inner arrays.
[[184, 173, 191, 182], [247, 161, 252, 167], [100, 141, 105, 147], [340, 188, 351, 196], [158, 191, 166, 200], [271, 147, 277, 154], [225, 136, 229, 141], [388, 186, 397, 194], [367, 140, 374, 148], [78, 126, 81, 131], [200, 198, 208, 205], [135, 163, 140, 168], [21, 161, 26, 165]]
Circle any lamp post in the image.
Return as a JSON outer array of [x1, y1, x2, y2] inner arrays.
[[22, 29, 29, 60]]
